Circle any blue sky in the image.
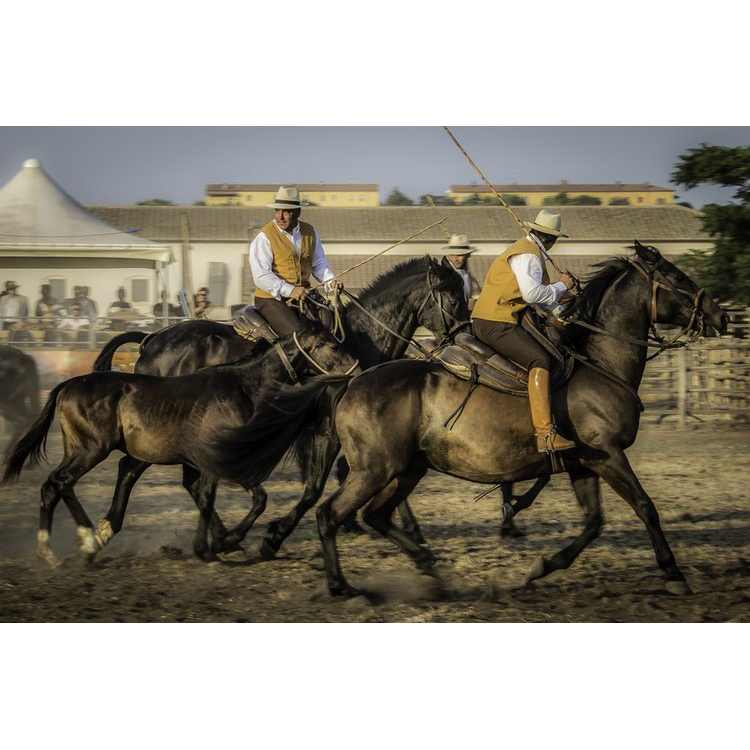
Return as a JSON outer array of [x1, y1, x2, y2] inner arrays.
[[1, 126, 748, 210]]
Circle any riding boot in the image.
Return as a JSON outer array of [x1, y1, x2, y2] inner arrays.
[[528, 367, 576, 453]]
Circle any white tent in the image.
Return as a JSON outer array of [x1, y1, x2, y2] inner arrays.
[[0, 158, 174, 309]]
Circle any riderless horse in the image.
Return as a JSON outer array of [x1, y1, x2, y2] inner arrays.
[[0, 344, 40, 448], [206, 242, 728, 597], [91, 256, 470, 557], [2, 325, 358, 566]]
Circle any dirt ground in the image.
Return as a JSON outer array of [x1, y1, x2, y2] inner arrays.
[[1, 420, 749, 623]]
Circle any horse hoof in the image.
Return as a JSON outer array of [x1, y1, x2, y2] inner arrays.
[[259, 538, 280, 561], [665, 579, 693, 596], [500, 523, 526, 539], [524, 555, 546, 585], [330, 584, 364, 599]]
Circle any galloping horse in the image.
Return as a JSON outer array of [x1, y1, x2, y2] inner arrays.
[[92, 256, 470, 555], [208, 242, 728, 596], [2, 325, 359, 566], [0, 344, 40, 446]]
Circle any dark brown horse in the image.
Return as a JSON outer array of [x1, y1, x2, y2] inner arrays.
[[91, 256, 470, 554], [208, 242, 728, 597], [0, 344, 40, 447], [1, 325, 359, 566]]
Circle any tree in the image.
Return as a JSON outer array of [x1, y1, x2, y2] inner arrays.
[[418, 194, 454, 206], [672, 143, 750, 305], [384, 188, 414, 206], [544, 192, 601, 206], [137, 198, 175, 206]]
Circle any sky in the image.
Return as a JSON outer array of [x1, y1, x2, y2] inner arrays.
[[1, 126, 748, 210]]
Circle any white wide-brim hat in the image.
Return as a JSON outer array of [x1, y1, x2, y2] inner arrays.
[[525, 209, 569, 238], [266, 186, 308, 210], [441, 233, 478, 255]]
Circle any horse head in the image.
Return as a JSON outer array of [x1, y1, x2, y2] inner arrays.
[[630, 240, 729, 338], [415, 256, 470, 343]]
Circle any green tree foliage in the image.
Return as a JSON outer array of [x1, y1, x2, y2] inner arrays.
[[137, 198, 175, 206], [419, 194, 455, 206], [672, 143, 750, 305], [384, 188, 414, 206], [543, 192, 601, 206], [609, 198, 630, 206]]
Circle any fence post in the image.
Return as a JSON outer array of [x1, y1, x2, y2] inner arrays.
[[676, 347, 687, 427]]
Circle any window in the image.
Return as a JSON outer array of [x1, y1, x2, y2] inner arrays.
[[45, 277, 67, 301], [131, 278, 149, 303], [208, 262, 229, 306]]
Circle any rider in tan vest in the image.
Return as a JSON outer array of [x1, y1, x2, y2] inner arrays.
[[249, 186, 343, 335], [472, 210, 577, 453]]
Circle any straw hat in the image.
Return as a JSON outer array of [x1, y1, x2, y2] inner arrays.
[[441, 233, 478, 255], [525, 210, 569, 238], [4, 280, 19, 291], [266, 186, 308, 210]]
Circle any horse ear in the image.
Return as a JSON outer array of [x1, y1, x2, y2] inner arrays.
[[634, 239, 661, 264]]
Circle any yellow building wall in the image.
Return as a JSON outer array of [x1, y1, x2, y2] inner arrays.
[[206, 189, 380, 207], [451, 189, 674, 207]]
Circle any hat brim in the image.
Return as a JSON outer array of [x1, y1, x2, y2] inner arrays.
[[526, 222, 569, 238], [266, 201, 307, 210], [441, 246, 477, 255]]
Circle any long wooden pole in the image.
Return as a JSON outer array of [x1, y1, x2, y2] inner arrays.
[[309, 218, 448, 291], [443, 126, 572, 281]]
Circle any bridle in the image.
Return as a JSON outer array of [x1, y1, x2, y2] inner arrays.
[[568, 253, 707, 360], [339, 265, 468, 361], [273, 330, 359, 384]]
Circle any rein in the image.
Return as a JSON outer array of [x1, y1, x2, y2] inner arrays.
[[273, 331, 359, 384]]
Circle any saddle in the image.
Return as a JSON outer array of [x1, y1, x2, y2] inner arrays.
[[439, 309, 575, 396], [232, 306, 280, 344]]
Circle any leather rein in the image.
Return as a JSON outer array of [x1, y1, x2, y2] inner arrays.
[[273, 330, 359, 384]]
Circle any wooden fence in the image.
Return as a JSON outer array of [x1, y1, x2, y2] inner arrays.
[[640, 309, 750, 425]]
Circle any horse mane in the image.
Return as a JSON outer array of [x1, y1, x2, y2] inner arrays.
[[561, 255, 631, 323], [353, 255, 457, 304]]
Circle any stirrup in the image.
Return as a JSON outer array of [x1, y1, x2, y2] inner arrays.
[[536, 428, 576, 454]]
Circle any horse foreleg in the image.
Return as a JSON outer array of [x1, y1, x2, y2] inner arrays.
[[38, 478, 62, 567], [589, 452, 690, 593], [182, 465, 219, 561], [216, 484, 268, 553], [261, 432, 340, 560], [525, 470, 602, 585], [395, 499, 427, 545], [362, 462, 436, 574], [500, 475, 550, 539], [94, 456, 150, 556]]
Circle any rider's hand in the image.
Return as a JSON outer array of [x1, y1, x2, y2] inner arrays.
[[559, 272, 576, 290], [289, 286, 308, 301], [330, 279, 344, 292]]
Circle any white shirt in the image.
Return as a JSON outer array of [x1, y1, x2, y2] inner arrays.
[[507, 234, 568, 315], [249, 220, 336, 300]]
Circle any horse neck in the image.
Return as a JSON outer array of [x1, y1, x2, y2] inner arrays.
[[233, 343, 297, 391], [580, 271, 653, 388], [342, 283, 422, 367]]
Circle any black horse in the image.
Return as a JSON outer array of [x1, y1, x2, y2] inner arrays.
[[208, 242, 728, 597], [1, 325, 359, 566], [92, 256, 470, 554], [0, 344, 41, 447]]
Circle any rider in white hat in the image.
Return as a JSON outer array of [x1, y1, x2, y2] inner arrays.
[[440, 233, 481, 312], [472, 210, 577, 454], [249, 186, 343, 335]]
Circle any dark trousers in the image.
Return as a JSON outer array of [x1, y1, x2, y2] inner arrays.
[[254, 296, 307, 336], [472, 317, 552, 372]]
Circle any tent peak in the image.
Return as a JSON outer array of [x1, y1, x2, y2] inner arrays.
[[23, 158, 41, 169]]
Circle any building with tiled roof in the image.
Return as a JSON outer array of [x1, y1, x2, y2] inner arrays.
[[87, 204, 712, 317], [450, 181, 674, 207]]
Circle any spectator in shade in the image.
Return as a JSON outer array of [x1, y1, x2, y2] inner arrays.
[[107, 286, 132, 315], [0, 281, 30, 330], [193, 287, 214, 318]]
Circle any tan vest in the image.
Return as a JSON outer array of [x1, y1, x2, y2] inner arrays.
[[472, 236, 550, 324], [254, 220, 317, 299]]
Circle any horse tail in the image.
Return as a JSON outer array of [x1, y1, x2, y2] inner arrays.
[[92, 331, 146, 371], [2, 381, 65, 484], [208, 375, 352, 486]]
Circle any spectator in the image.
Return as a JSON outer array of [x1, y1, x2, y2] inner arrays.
[[107, 286, 132, 315], [64, 286, 98, 320], [193, 287, 214, 318], [57, 302, 91, 342], [35, 284, 65, 320], [0, 281, 30, 330], [153, 291, 183, 319]]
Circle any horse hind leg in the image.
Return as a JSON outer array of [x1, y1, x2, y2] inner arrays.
[[525, 469, 602, 586], [215, 484, 268, 554], [500, 475, 550, 539], [38, 478, 63, 567]]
